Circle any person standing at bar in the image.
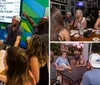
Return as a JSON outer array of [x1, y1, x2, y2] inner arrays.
[[6, 16, 23, 47]]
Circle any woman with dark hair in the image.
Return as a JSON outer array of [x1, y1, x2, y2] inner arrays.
[[0, 47, 36, 85], [50, 7, 70, 41], [76, 54, 86, 67], [27, 35, 49, 85]]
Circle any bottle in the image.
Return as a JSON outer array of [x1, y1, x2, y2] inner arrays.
[[79, 23, 84, 36]]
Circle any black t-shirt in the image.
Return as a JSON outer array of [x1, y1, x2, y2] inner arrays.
[[33, 24, 48, 35], [65, 17, 74, 23]]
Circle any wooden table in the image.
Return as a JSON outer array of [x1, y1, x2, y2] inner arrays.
[[71, 30, 100, 41], [57, 67, 87, 85]]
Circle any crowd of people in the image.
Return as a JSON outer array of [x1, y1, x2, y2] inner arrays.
[[50, 7, 100, 41], [0, 11, 49, 85], [0, 11, 48, 48]]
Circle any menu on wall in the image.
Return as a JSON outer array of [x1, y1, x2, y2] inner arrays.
[[0, 0, 21, 23]]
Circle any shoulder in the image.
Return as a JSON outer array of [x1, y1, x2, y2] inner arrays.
[[61, 28, 69, 33], [83, 70, 93, 77], [30, 57, 39, 67], [17, 26, 23, 34], [19, 26, 23, 31], [62, 28, 70, 35], [6, 24, 12, 28], [56, 57, 61, 60], [56, 57, 62, 60], [30, 56, 38, 62]]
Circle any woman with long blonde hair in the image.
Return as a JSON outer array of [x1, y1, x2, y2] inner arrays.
[[74, 9, 87, 29]]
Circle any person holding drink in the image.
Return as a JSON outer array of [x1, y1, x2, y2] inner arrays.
[[54, 51, 71, 71]]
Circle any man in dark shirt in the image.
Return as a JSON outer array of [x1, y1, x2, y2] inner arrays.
[[65, 11, 74, 26], [6, 16, 23, 47], [23, 11, 48, 35]]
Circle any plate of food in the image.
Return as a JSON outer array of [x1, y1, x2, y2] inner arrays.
[[74, 34, 80, 38], [70, 30, 78, 34], [92, 37, 100, 41], [70, 33, 74, 36]]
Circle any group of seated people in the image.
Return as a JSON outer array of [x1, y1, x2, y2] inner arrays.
[[53, 51, 86, 71], [50, 7, 100, 41], [51, 43, 100, 85], [65, 9, 100, 30], [0, 11, 49, 85], [50, 50, 87, 85]]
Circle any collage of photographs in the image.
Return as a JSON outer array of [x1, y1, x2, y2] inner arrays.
[[0, 0, 100, 85]]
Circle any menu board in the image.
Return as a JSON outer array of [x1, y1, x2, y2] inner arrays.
[[0, 0, 22, 23]]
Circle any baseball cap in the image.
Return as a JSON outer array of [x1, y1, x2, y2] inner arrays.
[[13, 15, 21, 22], [89, 53, 100, 68]]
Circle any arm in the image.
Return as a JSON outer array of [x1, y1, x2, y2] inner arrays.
[[94, 18, 100, 30], [29, 70, 36, 85], [54, 63, 59, 68], [54, 57, 60, 68], [0, 74, 7, 82], [14, 27, 23, 47], [66, 60, 71, 69], [23, 11, 36, 27], [82, 18, 87, 29], [70, 17, 74, 26], [74, 19, 78, 28], [14, 36, 21, 47], [30, 57, 39, 83], [76, 60, 79, 66], [63, 29, 70, 41], [66, 64, 71, 69]]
